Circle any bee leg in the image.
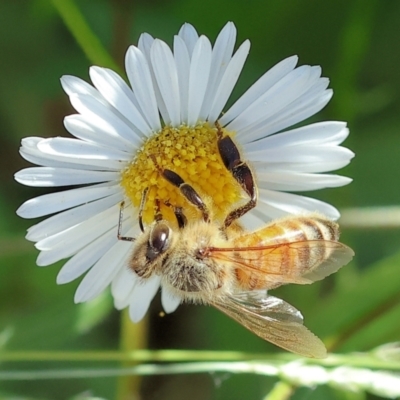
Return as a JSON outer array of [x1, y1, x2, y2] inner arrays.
[[163, 169, 210, 222], [150, 155, 210, 222], [138, 187, 149, 232], [154, 198, 164, 222], [117, 200, 136, 242], [118, 187, 150, 241], [216, 122, 257, 228], [164, 200, 187, 229]]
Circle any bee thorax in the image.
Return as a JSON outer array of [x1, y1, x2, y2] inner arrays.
[[162, 249, 226, 295]]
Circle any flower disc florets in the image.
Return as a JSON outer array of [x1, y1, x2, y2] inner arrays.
[[121, 123, 241, 224]]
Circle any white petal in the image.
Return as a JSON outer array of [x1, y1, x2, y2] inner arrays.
[[220, 55, 298, 126], [247, 201, 289, 222], [26, 191, 123, 241], [138, 32, 154, 55], [61, 75, 101, 99], [89, 66, 152, 136], [138, 33, 171, 125], [37, 136, 130, 161], [125, 47, 162, 132], [276, 90, 334, 133], [173, 35, 191, 124], [243, 121, 349, 153], [17, 183, 120, 218], [35, 203, 119, 251], [56, 228, 118, 284], [240, 88, 333, 143], [74, 225, 138, 303], [37, 137, 130, 170], [62, 75, 142, 140], [258, 189, 341, 220], [36, 204, 121, 265], [64, 115, 136, 152], [207, 40, 250, 122], [199, 21, 237, 120], [111, 265, 138, 309], [161, 287, 181, 313], [15, 167, 119, 187], [251, 159, 352, 174], [229, 65, 313, 134], [69, 93, 143, 147], [128, 275, 161, 322], [257, 171, 352, 191], [150, 40, 181, 126], [247, 145, 354, 166], [187, 36, 212, 125], [19, 136, 122, 171], [178, 23, 199, 56], [239, 210, 267, 230], [114, 291, 134, 310]]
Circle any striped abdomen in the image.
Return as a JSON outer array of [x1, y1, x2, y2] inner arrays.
[[232, 214, 340, 290]]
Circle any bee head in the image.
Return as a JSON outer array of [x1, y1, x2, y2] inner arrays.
[[146, 221, 172, 261], [128, 220, 173, 278]]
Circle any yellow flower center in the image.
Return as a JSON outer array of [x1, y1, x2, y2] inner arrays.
[[120, 123, 242, 225]]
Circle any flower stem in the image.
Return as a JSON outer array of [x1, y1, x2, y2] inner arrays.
[[50, 0, 123, 73], [340, 206, 400, 229], [116, 310, 148, 400], [1, 350, 399, 370], [263, 381, 295, 400]]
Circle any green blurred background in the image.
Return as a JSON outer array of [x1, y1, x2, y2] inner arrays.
[[1, 0, 400, 399]]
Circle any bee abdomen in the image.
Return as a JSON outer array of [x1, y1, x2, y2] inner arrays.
[[283, 216, 339, 242], [233, 215, 340, 291], [279, 216, 339, 278]]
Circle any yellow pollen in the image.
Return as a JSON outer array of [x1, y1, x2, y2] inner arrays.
[[120, 123, 242, 225]]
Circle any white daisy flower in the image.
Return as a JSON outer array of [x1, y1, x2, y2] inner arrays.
[[15, 22, 354, 322]]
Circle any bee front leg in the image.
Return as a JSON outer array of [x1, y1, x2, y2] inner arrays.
[[118, 187, 149, 241], [164, 200, 187, 229], [118, 201, 136, 242], [150, 155, 210, 222], [216, 122, 257, 228], [162, 169, 210, 223], [138, 187, 149, 232]]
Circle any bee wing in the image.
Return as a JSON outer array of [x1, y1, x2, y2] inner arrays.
[[299, 241, 354, 282], [212, 240, 354, 286], [213, 291, 327, 358]]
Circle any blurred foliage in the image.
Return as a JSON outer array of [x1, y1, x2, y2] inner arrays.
[[1, 0, 400, 399]]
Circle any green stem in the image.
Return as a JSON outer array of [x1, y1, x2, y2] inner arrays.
[[340, 206, 400, 229], [0, 361, 280, 381], [0, 349, 291, 363], [263, 381, 295, 400], [50, 0, 122, 73], [1, 350, 399, 371], [116, 310, 148, 400]]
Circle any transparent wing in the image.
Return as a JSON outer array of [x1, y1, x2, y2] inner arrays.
[[211, 240, 354, 286], [300, 241, 354, 282], [212, 291, 327, 358]]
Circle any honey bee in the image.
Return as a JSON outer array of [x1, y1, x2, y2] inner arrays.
[[119, 131, 354, 358]]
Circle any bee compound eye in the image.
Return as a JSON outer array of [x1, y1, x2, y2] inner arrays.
[[148, 223, 171, 257]]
